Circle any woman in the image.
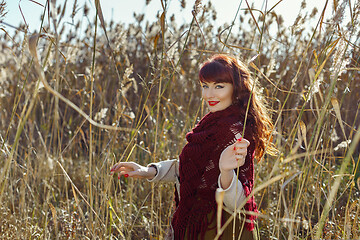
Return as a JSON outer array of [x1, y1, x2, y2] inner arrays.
[[110, 54, 275, 239]]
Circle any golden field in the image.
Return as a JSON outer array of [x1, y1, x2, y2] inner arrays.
[[0, 0, 359, 239]]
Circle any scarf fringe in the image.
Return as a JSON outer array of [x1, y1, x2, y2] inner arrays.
[[173, 209, 216, 240]]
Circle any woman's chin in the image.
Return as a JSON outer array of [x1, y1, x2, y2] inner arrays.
[[207, 106, 221, 113]]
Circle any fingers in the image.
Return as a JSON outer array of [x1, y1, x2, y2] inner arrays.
[[110, 163, 121, 173], [111, 166, 131, 175], [234, 138, 250, 149], [235, 153, 246, 162], [234, 154, 246, 168], [235, 147, 247, 155], [110, 162, 136, 175], [110, 162, 148, 179], [233, 138, 249, 167], [116, 171, 131, 179], [113, 167, 133, 179], [233, 138, 249, 153]]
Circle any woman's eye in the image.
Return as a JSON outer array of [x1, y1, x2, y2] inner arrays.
[[202, 85, 208, 89], [215, 85, 224, 89]]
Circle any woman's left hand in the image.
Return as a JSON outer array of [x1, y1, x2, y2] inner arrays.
[[219, 138, 250, 173]]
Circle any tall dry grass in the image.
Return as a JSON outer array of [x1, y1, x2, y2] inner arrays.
[[0, 0, 359, 239]]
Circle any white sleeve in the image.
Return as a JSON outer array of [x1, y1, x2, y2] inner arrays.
[[146, 159, 179, 183], [217, 171, 247, 211]]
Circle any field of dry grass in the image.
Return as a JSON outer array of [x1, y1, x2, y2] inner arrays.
[[0, 0, 359, 239]]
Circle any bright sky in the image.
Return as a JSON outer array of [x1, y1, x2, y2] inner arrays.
[[3, 0, 334, 35]]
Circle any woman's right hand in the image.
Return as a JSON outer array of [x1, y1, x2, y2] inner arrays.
[[110, 162, 157, 179], [219, 138, 250, 173]]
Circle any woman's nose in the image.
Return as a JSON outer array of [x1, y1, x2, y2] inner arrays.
[[204, 88, 214, 99]]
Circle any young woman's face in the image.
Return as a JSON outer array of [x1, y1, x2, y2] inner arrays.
[[201, 81, 234, 112]]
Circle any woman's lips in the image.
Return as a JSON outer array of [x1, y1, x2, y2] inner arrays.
[[208, 101, 220, 106]]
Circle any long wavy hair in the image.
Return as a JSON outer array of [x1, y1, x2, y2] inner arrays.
[[198, 54, 276, 160]]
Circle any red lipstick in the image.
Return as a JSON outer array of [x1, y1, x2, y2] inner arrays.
[[208, 101, 219, 106]]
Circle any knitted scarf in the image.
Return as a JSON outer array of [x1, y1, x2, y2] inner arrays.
[[171, 104, 258, 239]]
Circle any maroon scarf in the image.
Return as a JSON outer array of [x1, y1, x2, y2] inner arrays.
[[172, 104, 258, 239]]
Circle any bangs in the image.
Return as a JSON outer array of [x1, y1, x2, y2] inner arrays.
[[199, 61, 233, 84]]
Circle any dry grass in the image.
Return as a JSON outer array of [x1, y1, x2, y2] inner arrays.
[[0, 0, 360, 239]]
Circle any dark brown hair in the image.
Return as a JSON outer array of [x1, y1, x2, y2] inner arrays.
[[199, 54, 276, 159]]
